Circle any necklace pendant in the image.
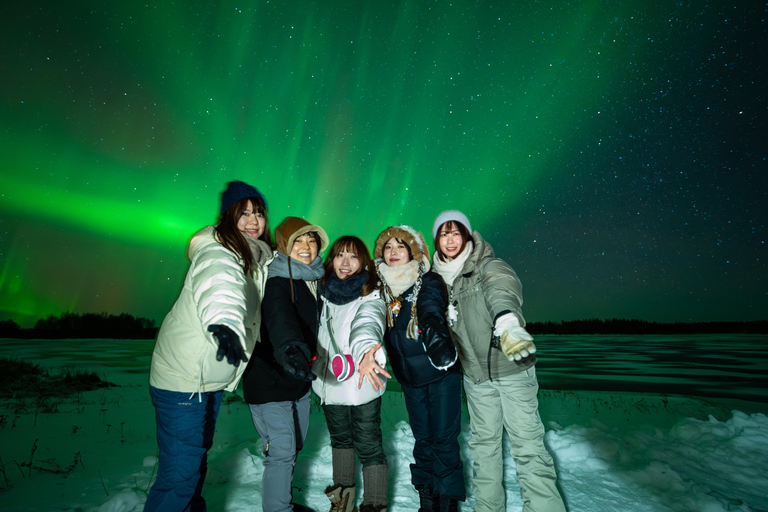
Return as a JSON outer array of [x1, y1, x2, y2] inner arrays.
[[390, 297, 402, 315]]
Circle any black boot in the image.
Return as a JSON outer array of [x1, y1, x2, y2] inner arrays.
[[437, 494, 458, 512], [415, 485, 436, 512]]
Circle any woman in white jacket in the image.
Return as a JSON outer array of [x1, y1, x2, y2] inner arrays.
[[146, 181, 274, 512], [313, 236, 390, 512]]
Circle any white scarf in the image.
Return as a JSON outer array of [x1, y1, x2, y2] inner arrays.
[[377, 258, 421, 296], [376, 258, 425, 339], [432, 242, 473, 287]]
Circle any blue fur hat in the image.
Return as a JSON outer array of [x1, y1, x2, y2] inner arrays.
[[220, 180, 267, 216]]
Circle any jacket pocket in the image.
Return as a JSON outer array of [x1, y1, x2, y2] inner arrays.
[[200, 348, 238, 387]]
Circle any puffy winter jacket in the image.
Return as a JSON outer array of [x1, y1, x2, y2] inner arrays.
[[384, 271, 460, 388], [242, 277, 322, 404], [443, 231, 535, 384], [150, 226, 273, 394], [312, 289, 387, 405]]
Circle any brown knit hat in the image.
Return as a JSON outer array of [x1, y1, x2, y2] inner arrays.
[[374, 225, 430, 265], [275, 216, 329, 256]]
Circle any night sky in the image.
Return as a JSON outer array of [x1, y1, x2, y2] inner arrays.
[[1, 1, 765, 328]]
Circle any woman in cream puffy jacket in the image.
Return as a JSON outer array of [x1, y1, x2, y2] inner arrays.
[[146, 181, 273, 512], [313, 236, 390, 512]]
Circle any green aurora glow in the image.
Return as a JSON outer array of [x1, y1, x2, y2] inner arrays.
[[1, 1, 765, 326]]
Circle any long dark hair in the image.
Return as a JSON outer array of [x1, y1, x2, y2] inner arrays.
[[214, 196, 272, 275], [323, 235, 378, 297], [433, 220, 472, 262]]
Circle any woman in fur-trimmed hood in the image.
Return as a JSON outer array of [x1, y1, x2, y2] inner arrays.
[[374, 225, 466, 510]]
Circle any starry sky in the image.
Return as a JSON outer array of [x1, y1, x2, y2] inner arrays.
[[1, 1, 766, 328]]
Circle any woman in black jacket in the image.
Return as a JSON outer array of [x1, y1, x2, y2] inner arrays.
[[242, 216, 329, 512], [373, 225, 465, 512]]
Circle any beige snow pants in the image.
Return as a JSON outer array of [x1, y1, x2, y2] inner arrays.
[[463, 368, 566, 512]]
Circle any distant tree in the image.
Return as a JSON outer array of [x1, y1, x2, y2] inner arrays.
[[527, 318, 768, 335], [0, 319, 21, 337], [29, 312, 157, 339]]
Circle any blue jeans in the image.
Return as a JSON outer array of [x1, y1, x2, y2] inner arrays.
[[144, 387, 224, 512]]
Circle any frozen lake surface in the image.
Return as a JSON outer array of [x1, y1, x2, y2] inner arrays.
[[534, 334, 768, 403], [3, 334, 765, 402]]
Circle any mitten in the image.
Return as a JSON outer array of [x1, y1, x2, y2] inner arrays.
[[207, 324, 248, 366], [500, 330, 536, 361], [493, 313, 536, 362], [281, 344, 317, 381]]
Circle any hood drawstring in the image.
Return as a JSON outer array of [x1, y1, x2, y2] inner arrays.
[[288, 257, 295, 303], [188, 351, 206, 402]]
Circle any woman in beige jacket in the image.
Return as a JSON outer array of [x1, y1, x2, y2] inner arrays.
[[431, 210, 565, 512]]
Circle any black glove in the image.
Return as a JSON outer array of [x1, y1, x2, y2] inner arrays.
[[281, 344, 316, 382], [207, 324, 248, 367], [420, 315, 457, 370]]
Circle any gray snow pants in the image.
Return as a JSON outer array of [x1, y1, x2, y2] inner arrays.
[[249, 391, 311, 512]]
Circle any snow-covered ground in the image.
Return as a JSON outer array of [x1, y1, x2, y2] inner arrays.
[[1, 337, 766, 512]]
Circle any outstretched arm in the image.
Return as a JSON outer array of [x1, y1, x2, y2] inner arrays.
[[350, 294, 390, 390], [480, 258, 536, 361]]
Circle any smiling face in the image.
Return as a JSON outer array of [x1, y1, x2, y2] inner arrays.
[[236, 200, 266, 240], [382, 237, 411, 267], [333, 247, 362, 280], [437, 223, 465, 261], [290, 232, 319, 264]]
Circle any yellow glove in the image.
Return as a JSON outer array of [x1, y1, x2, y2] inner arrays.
[[500, 329, 536, 361]]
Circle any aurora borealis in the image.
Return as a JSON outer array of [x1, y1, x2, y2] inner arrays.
[[1, 1, 765, 327]]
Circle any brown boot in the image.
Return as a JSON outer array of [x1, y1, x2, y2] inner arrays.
[[325, 483, 357, 512], [360, 464, 388, 511]]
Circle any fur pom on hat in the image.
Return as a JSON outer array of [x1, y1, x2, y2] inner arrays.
[[220, 180, 267, 216], [275, 216, 329, 256], [432, 210, 471, 239], [374, 225, 430, 267]]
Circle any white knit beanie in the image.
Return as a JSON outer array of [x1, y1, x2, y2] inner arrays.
[[432, 210, 472, 239]]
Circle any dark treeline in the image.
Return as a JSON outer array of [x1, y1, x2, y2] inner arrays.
[[526, 318, 768, 335], [2, 314, 767, 339], [0, 313, 157, 339]]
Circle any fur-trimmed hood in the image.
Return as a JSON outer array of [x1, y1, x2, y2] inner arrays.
[[373, 225, 431, 269]]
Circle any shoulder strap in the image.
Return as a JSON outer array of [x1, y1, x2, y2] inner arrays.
[[325, 304, 343, 355]]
